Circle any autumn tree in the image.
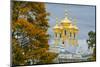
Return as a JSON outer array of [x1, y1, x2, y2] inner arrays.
[[12, 1, 57, 66]]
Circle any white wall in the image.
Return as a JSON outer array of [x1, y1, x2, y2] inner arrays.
[[0, 0, 100, 67]]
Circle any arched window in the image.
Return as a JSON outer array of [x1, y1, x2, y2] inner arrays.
[[55, 33, 57, 37], [70, 32, 71, 37], [74, 33, 76, 39], [60, 33, 62, 38], [64, 30, 66, 35], [62, 41, 64, 44]]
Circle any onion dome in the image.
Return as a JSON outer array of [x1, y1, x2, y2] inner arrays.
[[68, 24, 79, 33], [61, 9, 72, 27], [53, 24, 64, 33], [68, 24, 74, 30], [53, 17, 62, 33], [53, 24, 60, 29], [73, 25, 79, 31], [61, 17, 71, 26]]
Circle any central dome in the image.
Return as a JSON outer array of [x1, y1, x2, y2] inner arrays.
[[61, 17, 71, 24]]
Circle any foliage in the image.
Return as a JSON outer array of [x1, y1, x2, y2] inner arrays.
[[87, 31, 96, 61], [12, 1, 57, 66], [87, 31, 96, 48]]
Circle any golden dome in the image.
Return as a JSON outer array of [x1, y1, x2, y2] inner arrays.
[[68, 24, 73, 29], [53, 24, 62, 33], [59, 25, 63, 30], [61, 17, 71, 24], [53, 24, 60, 29], [73, 25, 79, 31], [68, 24, 79, 33]]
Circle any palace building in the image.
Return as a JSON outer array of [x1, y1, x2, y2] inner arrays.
[[53, 10, 79, 48], [48, 10, 84, 63]]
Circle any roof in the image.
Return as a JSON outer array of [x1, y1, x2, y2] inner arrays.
[[73, 25, 79, 30], [53, 24, 64, 30], [68, 24, 79, 31], [53, 24, 60, 29], [61, 17, 71, 24]]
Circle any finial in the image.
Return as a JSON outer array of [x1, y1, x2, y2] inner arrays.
[[64, 9, 71, 20], [65, 9, 68, 17], [74, 17, 77, 26], [56, 17, 58, 24]]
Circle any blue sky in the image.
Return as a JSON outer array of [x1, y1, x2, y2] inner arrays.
[[46, 3, 95, 40], [45, 3, 96, 54]]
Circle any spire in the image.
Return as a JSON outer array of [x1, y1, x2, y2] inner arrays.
[[53, 17, 59, 29], [56, 17, 58, 24], [74, 17, 77, 26], [73, 17, 79, 31], [64, 9, 72, 22], [64, 9, 73, 21], [65, 9, 68, 17], [64, 9, 71, 20], [61, 9, 72, 25]]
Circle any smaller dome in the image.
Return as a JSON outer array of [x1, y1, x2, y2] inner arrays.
[[53, 24, 60, 29], [73, 25, 79, 30], [68, 24, 79, 32], [53, 24, 63, 33]]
